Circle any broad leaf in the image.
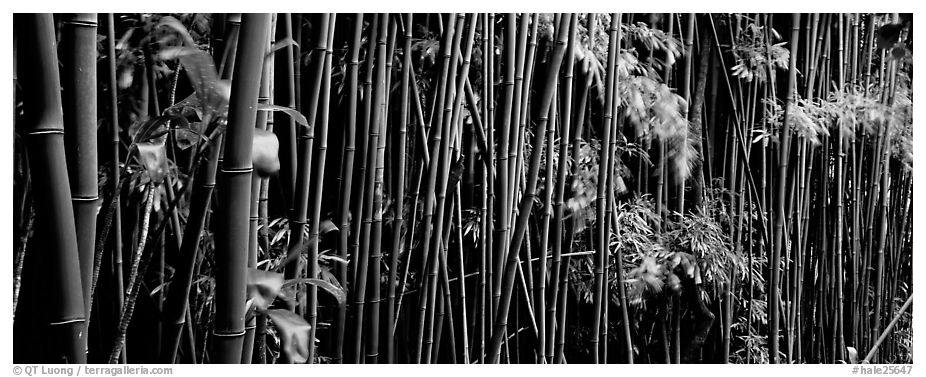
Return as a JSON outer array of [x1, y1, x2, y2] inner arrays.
[[136, 141, 168, 184], [174, 122, 204, 150], [158, 47, 229, 126], [266, 309, 312, 364], [246, 268, 284, 312], [252, 128, 280, 177], [847, 347, 859, 364], [156, 16, 198, 48], [319, 219, 338, 235]]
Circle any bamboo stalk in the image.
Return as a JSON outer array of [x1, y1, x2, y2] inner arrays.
[[365, 14, 391, 364], [211, 13, 270, 363], [333, 13, 363, 364], [273, 13, 298, 218], [591, 13, 619, 364], [491, 14, 518, 322], [862, 294, 913, 363], [487, 14, 570, 363], [14, 13, 87, 363], [769, 13, 801, 364], [307, 15, 336, 364], [546, 16, 578, 363], [103, 12, 127, 364], [159, 15, 241, 362], [60, 16, 99, 350], [414, 13, 458, 362], [423, 14, 471, 363], [242, 16, 276, 364], [386, 13, 413, 364]]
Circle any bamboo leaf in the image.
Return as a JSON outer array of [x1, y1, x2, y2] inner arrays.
[[282, 278, 346, 306], [876, 22, 904, 50], [136, 141, 168, 184], [247, 268, 284, 312], [257, 103, 309, 127], [319, 253, 347, 265], [158, 47, 229, 124], [252, 128, 280, 177], [319, 219, 338, 235], [174, 122, 204, 150], [847, 347, 859, 364], [268, 37, 299, 57], [156, 16, 198, 48], [266, 309, 312, 363]]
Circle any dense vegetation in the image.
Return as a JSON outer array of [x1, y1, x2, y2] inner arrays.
[[12, 13, 913, 364]]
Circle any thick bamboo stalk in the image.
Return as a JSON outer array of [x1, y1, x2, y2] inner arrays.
[[14, 13, 87, 363], [242, 16, 276, 364], [60, 16, 99, 347], [212, 13, 270, 363]]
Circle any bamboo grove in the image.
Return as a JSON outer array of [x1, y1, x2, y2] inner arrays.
[[12, 13, 913, 364]]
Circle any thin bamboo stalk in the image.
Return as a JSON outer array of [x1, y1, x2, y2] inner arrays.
[[769, 13, 801, 364], [333, 13, 363, 364], [159, 15, 241, 362], [386, 13, 413, 364], [273, 13, 298, 217], [414, 13, 458, 362], [487, 14, 570, 364], [365, 14, 391, 364], [591, 13, 619, 364], [104, 12, 127, 364], [307, 15, 336, 364]]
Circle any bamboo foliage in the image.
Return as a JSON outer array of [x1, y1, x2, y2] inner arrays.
[[12, 12, 913, 365]]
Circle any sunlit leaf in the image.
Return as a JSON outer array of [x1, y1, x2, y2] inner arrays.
[[252, 128, 280, 178], [319, 219, 338, 235], [266, 309, 311, 363], [257, 104, 309, 127], [157, 16, 198, 47], [247, 268, 284, 312], [136, 141, 168, 184]]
